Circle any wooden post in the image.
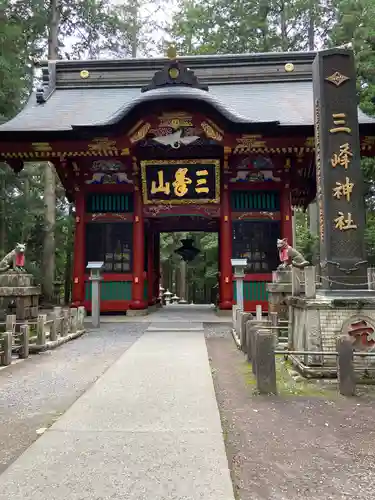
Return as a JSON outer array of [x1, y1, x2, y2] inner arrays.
[[72, 192, 86, 307], [218, 180, 233, 310], [130, 186, 147, 310], [37, 314, 47, 346], [19, 324, 29, 359]]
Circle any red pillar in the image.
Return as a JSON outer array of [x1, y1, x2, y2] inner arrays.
[[219, 183, 233, 310], [72, 193, 86, 307], [130, 187, 147, 310], [153, 232, 160, 303], [280, 174, 293, 244], [147, 227, 154, 306]]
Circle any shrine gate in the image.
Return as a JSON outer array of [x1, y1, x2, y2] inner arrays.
[[1, 49, 375, 313]]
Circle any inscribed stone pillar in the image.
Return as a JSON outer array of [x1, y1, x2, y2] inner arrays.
[[312, 49, 367, 290]]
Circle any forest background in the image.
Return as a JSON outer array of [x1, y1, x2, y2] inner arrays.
[[1, 0, 375, 303]]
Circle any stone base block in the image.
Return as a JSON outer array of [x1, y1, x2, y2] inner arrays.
[[287, 294, 375, 378], [126, 308, 149, 317]]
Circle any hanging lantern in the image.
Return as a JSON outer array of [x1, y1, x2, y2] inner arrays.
[[174, 238, 200, 262]]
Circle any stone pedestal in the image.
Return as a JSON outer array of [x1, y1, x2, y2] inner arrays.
[[267, 270, 293, 320], [0, 273, 41, 321], [287, 293, 375, 378]]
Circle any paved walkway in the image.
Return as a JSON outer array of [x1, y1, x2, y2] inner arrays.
[[0, 321, 234, 499]]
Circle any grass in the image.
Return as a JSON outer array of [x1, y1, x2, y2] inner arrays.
[[240, 359, 337, 398]]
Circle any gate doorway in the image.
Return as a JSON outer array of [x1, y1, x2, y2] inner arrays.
[[159, 231, 218, 306]]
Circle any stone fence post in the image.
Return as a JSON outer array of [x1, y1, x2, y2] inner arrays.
[[337, 336, 356, 396], [304, 266, 316, 299], [1, 332, 12, 366], [70, 308, 78, 334], [5, 314, 16, 334], [368, 267, 375, 291], [19, 324, 29, 359], [291, 268, 301, 296], [77, 306, 86, 331], [49, 312, 58, 342], [254, 329, 277, 395], [37, 314, 47, 347], [63, 309, 70, 336]]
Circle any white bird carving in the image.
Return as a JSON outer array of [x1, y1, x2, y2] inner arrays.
[[152, 129, 200, 149]]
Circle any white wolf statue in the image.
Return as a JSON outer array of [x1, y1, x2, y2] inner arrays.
[[0, 243, 27, 273], [277, 238, 309, 270]]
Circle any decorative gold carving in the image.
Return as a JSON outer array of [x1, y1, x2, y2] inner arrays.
[[129, 122, 151, 144], [91, 213, 129, 221], [305, 137, 315, 148], [80, 70, 90, 79], [201, 121, 223, 142], [325, 71, 349, 87], [284, 63, 294, 72], [88, 137, 117, 151], [362, 136, 375, 147], [158, 112, 193, 129], [234, 135, 266, 153], [141, 159, 220, 205], [31, 142, 52, 152]]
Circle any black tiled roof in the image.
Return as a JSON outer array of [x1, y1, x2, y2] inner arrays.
[[0, 51, 374, 133]]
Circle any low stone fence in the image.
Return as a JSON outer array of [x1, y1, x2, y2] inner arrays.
[[233, 308, 375, 396], [0, 306, 86, 367]]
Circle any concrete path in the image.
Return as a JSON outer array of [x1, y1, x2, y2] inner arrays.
[[0, 324, 146, 474], [0, 322, 234, 500]]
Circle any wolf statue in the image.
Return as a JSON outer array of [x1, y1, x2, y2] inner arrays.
[[0, 243, 26, 273], [277, 238, 309, 270]]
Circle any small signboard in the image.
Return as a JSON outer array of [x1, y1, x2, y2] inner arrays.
[[141, 159, 220, 205]]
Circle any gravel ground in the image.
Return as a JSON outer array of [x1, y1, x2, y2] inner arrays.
[[205, 328, 375, 500], [0, 324, 146, 474]]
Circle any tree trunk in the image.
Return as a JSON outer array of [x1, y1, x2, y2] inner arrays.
[[43, 163, 56, 302], [129, 0, 138, 57], [280, 1, 288, 51], [43, 0, 60, 302], [0, 170, 5, 255], [308, 1, 315, 51]]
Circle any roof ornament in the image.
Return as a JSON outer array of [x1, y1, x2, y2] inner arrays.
[[141, 44, 208, 93]]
